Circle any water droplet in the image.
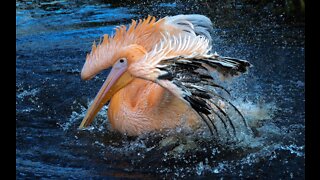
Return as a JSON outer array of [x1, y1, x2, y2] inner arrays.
[[196, 161, 204, 175]]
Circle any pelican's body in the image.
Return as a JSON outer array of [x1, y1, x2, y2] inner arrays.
[[79, 15, 251, 137], [108, 78, 199, 135]]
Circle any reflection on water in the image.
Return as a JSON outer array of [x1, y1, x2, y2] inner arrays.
[[16, 0, 304, 178]]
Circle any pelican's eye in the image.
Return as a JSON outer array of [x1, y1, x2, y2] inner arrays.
[[118, 58, 127, 64], [113, 58, 128, 69]]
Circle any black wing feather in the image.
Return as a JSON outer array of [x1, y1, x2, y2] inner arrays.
[[156, 54, 251, 138]]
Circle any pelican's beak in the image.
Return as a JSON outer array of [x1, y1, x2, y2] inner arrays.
[[79, 66, 133, 128]]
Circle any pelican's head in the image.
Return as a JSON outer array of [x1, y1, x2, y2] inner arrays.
[[79, 31, 147, 128]]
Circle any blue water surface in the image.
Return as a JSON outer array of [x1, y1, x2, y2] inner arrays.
[[16, 0, 305, 179]]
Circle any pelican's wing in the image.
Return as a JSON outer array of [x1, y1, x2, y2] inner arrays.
[[130, 34, 251, 137], [155, 54, 251, 136], [164, 14, 214, 45]]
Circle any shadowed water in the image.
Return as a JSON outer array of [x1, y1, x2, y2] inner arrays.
[[16, 0, 305, 179]]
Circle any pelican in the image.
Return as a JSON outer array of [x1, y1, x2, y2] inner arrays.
[[79, 15, 251, 137]]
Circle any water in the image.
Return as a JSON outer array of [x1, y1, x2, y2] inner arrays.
[[16, 0, 305, 179]]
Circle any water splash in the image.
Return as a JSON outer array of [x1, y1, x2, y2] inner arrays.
[[60, 99, 109, 132], [17, 88, 40, 99]]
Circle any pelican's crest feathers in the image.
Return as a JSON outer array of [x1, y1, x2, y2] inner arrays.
[[81, 14, 214, 80], [81, 16, 165, 80]]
